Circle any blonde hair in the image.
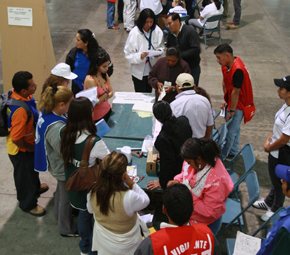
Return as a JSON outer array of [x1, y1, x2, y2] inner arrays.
[[174, 0, 186, 8], [38, 86, 73, 113], [41, 74, 68, 94]]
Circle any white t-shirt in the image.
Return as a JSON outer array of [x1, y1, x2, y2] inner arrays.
[[87, 183, 150, 216], [170, 90, 214, 138], [140, 0, 163, 15], [168, 6, 187, 16], [198, 3, 224, 29], [270, 104, 290, 158]]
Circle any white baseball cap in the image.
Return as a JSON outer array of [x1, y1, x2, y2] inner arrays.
[[51, 63, 77, 80], [176, 73, 194, 89]]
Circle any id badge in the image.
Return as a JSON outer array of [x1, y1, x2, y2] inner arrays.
[[164, 81, 172, 87]]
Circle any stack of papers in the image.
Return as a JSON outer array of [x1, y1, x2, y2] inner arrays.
[[132, 102, 153, 118]]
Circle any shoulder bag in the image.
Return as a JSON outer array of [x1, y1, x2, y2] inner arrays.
[[66, 135, 100, 191]]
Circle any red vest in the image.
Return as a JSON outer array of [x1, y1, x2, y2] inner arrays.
[[151, 225, 214, 255], [222, 57, 254, 111]]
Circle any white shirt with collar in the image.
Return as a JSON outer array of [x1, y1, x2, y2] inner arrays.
[[170, 90, 214, 138]]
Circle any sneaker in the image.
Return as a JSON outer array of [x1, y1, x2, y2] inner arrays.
[[29, 205, 46, 217], [80, 253, 89, 255], [227, 24, 239, 29], [252, 198, 270, 210], [261, 210, 274, 222], [225, 154, 236, 161], [227, 21, 234, 25], [61, 230, 79, 237]]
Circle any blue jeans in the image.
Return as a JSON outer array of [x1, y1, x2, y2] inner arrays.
[[78, 210, 97, 255], [221, 108, 243, 158], [107, 1, 115, 28], [233, 0, 241, 25]]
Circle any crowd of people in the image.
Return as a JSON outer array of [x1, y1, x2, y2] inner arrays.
[[4, 1, 290, 255]]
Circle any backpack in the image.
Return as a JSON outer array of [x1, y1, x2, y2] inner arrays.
[[0, 90, 32, 137]]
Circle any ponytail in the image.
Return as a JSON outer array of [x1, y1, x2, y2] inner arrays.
[[180, 138, 220, 167]]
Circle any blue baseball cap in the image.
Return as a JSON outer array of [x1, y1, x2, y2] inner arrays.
[[275, 164, 290, 183]]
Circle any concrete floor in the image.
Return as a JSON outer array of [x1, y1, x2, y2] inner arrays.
[[0, 0, 290, 254]]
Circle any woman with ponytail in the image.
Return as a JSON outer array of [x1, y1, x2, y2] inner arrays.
[[60, 97, 109, 255], [146, 100, 192, 190], [87, 151, 150, 254], [35, 86, 76, 236], [167, 138, 234, 225], [188, 0, 224, 30]]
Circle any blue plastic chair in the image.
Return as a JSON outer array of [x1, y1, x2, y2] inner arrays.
[[208, 215, 223, 235], [217, 171, 260, 236], [198, 14, 223, 49], [225, 143, 256, 188], [226, 207, 285, 255]]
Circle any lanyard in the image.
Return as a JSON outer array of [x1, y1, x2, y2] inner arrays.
[[142, 29, 156, 51]]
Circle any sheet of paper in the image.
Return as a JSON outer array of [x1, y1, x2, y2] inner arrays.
[[220, 107, 225, 117], [147, 50, 162, 57], [158, 87, 166, 101], [139, 214, 154, 223], [75, 87, 99, 106], [137, 112, 153, 118], [233, 231, 261, 255], [112, 92, 155, 104], [8, 7, 33, 27]]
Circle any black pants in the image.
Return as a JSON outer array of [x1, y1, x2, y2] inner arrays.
[[132, 75, 152, 93], [265, 153, 285, 212], [9, 151, 40, 211]]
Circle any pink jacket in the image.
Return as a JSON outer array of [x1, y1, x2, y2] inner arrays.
[[174, 158, 234, 225]]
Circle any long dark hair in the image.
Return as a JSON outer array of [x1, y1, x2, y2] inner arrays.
[[61, 97, 97, 168], [137, 8, 156, 32], [214, 0, 221, 10], [87, 51, 110, 81], [180, 138, 220, 167], [77, 29, 99, 58], [153, 101, 178, 135], [88, 151, 129, 215]]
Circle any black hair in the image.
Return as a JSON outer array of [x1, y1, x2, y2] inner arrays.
[[166, 46, 180, 58], [12, 71, 33, 93], [163, 184, 193, 226], [137, 8, 156, 32], [166, 12, 181, 22], [214, 0, 221, 10], [213, 43, 233, 55], [60, 97, 97, 168], [153, 101, 178, 135], [77, 29, 100, 58], [180, 138, 220, 167], [87, 51, 110, 81]]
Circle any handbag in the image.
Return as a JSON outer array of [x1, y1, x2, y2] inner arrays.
[[66, 135, 100, 191], [243, 103, 255, 124]]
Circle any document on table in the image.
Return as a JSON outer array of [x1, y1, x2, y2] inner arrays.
[[76, 87, 99, 106], [233, 231, 261, 255]]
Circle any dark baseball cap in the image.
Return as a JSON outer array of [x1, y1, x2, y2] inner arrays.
[[274, 76, 290, 89], [275, 164, 290, 183]]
